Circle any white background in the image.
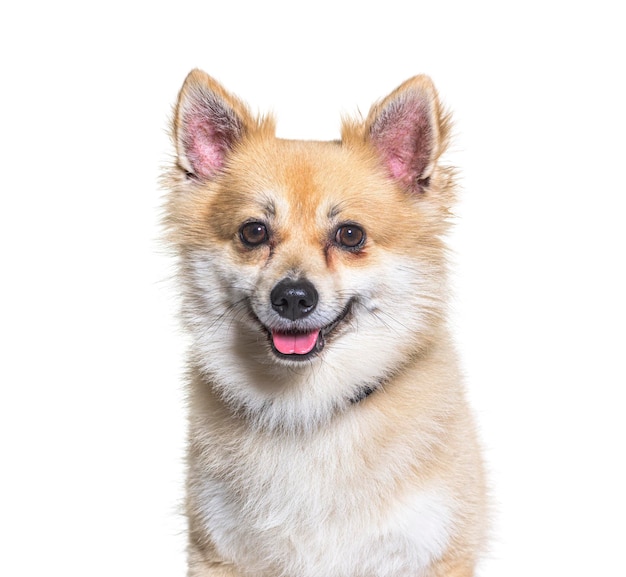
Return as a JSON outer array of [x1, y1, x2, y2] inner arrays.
[[1, 1, 624, 576]]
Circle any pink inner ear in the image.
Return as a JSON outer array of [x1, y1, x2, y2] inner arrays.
[[371, 98, 433, 189], [184, 116, 227, 178], [179, 90, 243, 179]]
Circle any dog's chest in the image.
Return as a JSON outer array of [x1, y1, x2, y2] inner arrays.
[[195, 432, 455, 577]]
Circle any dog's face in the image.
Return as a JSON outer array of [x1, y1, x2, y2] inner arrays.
[[165, 71, 455, 429]]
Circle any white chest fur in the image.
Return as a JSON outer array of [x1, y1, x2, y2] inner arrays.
[[194, 429, 456, 577]]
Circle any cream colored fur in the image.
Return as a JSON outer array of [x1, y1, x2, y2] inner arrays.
[[164, 69, 488, 577]]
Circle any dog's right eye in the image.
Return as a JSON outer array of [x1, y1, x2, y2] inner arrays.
[[239, 222, 269, 247]]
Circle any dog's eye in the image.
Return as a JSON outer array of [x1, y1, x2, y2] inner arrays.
[[335, 224, 365, 250], [240, 222, 269, 247]]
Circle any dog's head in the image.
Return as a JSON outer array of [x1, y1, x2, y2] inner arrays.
[[164, 70, 455, 430]]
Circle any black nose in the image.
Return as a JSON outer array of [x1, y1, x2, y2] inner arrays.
[[270, 279, 319, 320]]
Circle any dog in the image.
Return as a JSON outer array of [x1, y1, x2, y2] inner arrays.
[[163, 69, 488, 577]]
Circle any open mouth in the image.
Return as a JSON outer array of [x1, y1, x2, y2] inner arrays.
[[265, 299, 354, 361]]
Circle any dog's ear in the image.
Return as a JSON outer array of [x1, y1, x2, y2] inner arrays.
[[173, 70, 253, 179], [362, 76, 448, 193]]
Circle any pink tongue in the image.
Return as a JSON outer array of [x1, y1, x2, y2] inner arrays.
[[272, 330, 320, 355]]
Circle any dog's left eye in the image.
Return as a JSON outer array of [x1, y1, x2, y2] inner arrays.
[[335, 224, 365, 250], [240, 222, 269, 247]]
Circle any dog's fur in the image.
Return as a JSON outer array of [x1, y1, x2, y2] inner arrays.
[[164, 69, 488, 577]]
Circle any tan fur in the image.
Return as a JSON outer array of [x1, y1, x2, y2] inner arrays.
[[164, 70, 488, 577]]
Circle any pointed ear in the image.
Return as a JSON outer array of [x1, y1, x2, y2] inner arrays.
[[173, 69, 253, 179], [364, 76, 446, 192]]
